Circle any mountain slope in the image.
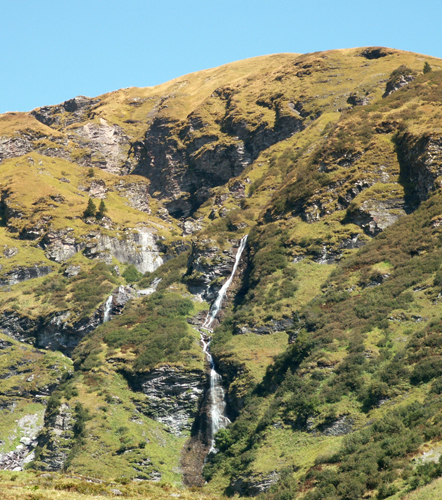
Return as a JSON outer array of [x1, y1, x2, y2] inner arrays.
[[1, 47, 442, 499]]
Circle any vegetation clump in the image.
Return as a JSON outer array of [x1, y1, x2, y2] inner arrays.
[[83, 198, 97, 218]]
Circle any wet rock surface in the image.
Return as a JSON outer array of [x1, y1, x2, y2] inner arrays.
[[185, 239, 238, 300]]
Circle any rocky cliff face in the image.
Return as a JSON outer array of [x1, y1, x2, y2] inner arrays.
[[397, 133, 442, 203], [185, 239, 238, 300], [34, 402, 74, 471], [84, 228, 163, 273], [129, 366, 206, 436], [0, 265, 53, 286], [132, 101, 305, 216], [0, 284, 134, 355]]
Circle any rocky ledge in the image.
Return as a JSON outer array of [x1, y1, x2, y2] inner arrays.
[[0, 286, 134, 356], [129, 365, 206, 436], [0, 265, 53, 286]]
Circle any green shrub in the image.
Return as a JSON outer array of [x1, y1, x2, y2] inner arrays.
[[410, 356, 442, 384], [122, 264, 143, 283], [423, 62, 432, 74]]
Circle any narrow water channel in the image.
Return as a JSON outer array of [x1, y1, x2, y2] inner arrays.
[[201, 235, 248, 451]]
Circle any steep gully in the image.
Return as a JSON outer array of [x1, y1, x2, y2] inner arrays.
[[99, 235, 247, 453], [200, 235, 248, 452]]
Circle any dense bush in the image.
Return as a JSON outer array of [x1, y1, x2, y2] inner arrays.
[[70, 263, 117, 317], [122, 264, 143, 283], [140, 250, 189, 291], [75, 292, 194, 372]]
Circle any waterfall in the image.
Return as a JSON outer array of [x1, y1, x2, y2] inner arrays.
[[202, 235, 248, 330], [103, 295, 113, 323], [200, 235, 248, 452], [200, 333, 231, 453]]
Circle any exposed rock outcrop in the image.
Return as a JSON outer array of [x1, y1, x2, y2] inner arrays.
[[69, 120, 132, 173], [83, 228, 163, 273], [0, 265, 53, 286], [397, 133, 442, 203], [346, 197, 410, 236], [31, 95, 100, 128], [115, 180, 151, 213], [231, 471, 280, 496], [132, 95, 308, 217], [185, 239, 237, 301], [3, 246, 18, 258], [130, 366, 205, 436], [34, 402, 73, 471], [0, 286, 133, 355], [318, 415, 354, 436], [0, 416, 41, 471], [41, 228, 84, 262], [0, 134, 34, 164], [235, 317, 294, 335]]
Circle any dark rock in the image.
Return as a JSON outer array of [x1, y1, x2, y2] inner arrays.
[[19, 216, 53, 240], [360, 47, 394, 59], [320, 416, 354, 436], [0, 265, 53, 286], [347, 93, 371, 106], [231, 471, 280, 496], [397, 133, 442, 204], [31, 96, 100, 128], [129, 366, 205, 436], [34, 402, 73, 471], [236, 317, 294, 335], [185, 239, 236, 300]]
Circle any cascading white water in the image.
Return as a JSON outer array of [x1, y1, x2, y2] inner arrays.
[[200, 235, 248, 452], [200, 333, 231, 453], [103, 295, 113, 323], [202, 235, 248, 330]]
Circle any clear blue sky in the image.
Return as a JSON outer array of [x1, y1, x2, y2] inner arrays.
[[1, 0, 441, 113]]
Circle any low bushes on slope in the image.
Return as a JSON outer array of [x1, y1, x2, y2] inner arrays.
[[204, 191, 442, 498], [73, 291, 196, 373]]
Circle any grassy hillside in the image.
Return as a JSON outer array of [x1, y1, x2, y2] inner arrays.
[[3, 47, 442, 498]]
